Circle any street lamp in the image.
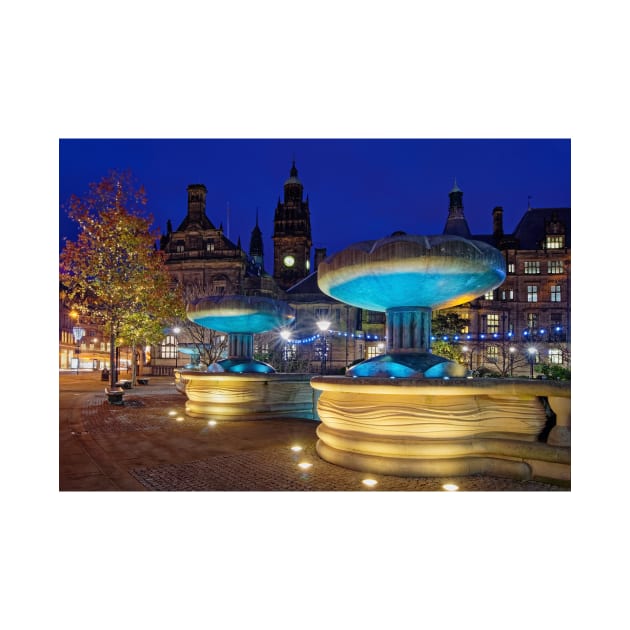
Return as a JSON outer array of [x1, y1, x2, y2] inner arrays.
[[280, 329, 291, 372], [316, 320, 331, 374], [72, 325, 85, 375], [509, 346, 516, 377], [527, 346, 537, 379]]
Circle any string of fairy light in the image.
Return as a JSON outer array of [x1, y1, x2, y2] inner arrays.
[[281, 326, 566, 345]]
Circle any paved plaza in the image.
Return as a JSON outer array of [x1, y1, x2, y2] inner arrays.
[[59, 371, 568, 491]]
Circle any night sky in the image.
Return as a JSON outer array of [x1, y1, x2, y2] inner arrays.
[[59, 138, 570, 265]]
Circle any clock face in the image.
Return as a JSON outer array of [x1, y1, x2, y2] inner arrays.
[[283, 255, 295, 268]]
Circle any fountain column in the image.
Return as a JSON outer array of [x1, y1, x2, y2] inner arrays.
[[228, 333, 253, 359], [386, 307, 431, 353]]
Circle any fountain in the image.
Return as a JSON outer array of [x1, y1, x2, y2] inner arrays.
[[312, 233, 571, 483], [175, 295, 316, 421]]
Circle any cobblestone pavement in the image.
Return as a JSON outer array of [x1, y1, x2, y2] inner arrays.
[[60, 373, 568, 492]]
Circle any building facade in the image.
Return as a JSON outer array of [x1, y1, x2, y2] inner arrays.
[[58, 292, 112, 372], [441, 184, 571, 377], [147, 169, 569, 378], [272, 161, 313, 290]]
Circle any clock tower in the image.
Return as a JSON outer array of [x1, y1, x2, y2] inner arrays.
[[272, 161, 312, 290]]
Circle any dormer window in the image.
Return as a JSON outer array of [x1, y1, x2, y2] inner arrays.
[[546, 235, 564, 249]]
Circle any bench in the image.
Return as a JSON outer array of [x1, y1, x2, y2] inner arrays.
[[105, 387, 125, 405], [137, 378, 149, 385], [115, 379, 133, 389]]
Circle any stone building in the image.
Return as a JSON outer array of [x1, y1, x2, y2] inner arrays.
[[272, 161, 312, 290], [150, 163, 375, 374], [59, 288, 112, 372], [147, 168, 570, 378], [441, 182, 571, 376]]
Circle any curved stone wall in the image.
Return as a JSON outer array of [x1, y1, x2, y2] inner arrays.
[[176, 370, 316, 421], [311, 376, 570, 482]]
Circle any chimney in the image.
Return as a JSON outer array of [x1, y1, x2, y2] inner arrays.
[[315, 247, 327, 270], [492, 206, 504, 238]]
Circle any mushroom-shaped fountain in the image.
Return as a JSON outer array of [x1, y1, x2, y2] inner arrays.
[[311, 233, 571, 483], [187, 294, 294, 373], [176, 295, 316, 421]]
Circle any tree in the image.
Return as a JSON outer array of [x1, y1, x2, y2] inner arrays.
[[170, 281, 228, 368], [431, 311, 469, 364], [60, 170, 184, 387]]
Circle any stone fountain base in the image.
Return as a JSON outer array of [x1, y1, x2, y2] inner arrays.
[[175, 370, 318, 421], [311, 376, 570, 484]]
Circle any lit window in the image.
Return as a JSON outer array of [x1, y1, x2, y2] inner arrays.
[[484, 291, 494, 300], [486, 314, 499, 333], [548, 260, 564, 274], [524, 261, 540, 274], [207, 242, 214, 252], [527, 286, 538, 302], [176, 244, 184, 253], [161, 335, 177, 359], [527, 313, 538, 328], [549, 348, 563, 364], [551, 285, 561, 302], [546, 235, 564, 249], [486, 345, 499, 361], [508, 263, 515, 274]]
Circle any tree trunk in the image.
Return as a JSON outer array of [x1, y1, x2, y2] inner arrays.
[[109, 331, 116, 388], [131, 342, 137, 386]]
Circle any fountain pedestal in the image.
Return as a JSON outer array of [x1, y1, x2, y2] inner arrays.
[[311, 376, 571, 482]]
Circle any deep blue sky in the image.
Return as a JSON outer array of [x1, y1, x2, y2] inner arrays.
[[59, 139, 570, 265]]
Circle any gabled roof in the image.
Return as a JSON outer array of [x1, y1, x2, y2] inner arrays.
[[511, 207, 571, 249], [175, 213, 215, 232]]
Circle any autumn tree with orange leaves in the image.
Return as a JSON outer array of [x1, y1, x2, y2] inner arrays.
[[60, 170, 184, 387]]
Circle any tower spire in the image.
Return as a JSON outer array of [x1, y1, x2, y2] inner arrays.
[[443, 178, 471, 238]]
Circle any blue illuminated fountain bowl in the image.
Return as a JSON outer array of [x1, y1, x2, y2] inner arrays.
[[317, 233, 506, 377], [187, 294, 295, 373]]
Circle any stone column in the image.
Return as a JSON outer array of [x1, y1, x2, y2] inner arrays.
[[386, 307, 431, 353], [228, 333, 254, 359]]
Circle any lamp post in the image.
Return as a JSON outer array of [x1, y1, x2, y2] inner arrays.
[[462, 345, 473, 371], [317, 320, 331, 374], [173, 327, 181, 368], [72, 326, 85, 374], [509, 346, 516, 377], [527, 346, 537, 379], [280, 329, 291, 372]]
